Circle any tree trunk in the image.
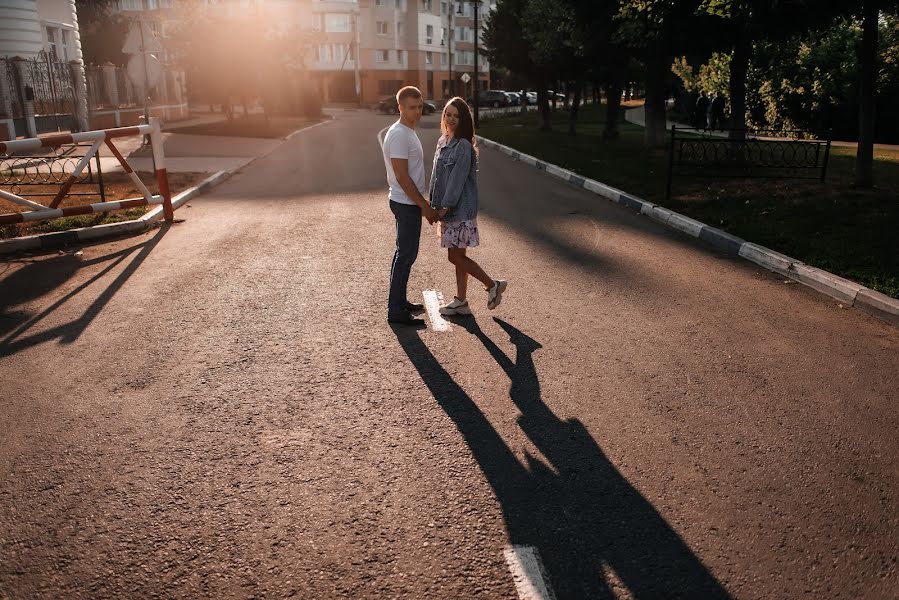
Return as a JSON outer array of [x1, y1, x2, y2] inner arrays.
[[537, 87, 551, 131], [603, 79, 622, 140], [643, 49, 669, 147], [855, 0, 878, 187], [728, 29, 750, 140], [569, 82, 582, 136]]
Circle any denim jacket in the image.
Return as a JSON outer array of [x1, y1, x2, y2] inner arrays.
[[428, 136, 478, 222]]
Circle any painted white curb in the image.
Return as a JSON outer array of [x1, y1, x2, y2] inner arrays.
[[476, 133, 899, 327]]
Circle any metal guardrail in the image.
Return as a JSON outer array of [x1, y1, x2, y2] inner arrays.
[[0, 118, 173, 226], [665, 126, 832, 201]]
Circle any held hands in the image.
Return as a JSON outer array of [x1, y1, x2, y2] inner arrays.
[[423, 206, 449, 225]]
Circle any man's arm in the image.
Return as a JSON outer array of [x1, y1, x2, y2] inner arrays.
[[391, 158, 436, 223]]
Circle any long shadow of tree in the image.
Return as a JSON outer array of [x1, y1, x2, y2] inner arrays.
[[392, 317, 731, 599], [0, 224, 169, 357]]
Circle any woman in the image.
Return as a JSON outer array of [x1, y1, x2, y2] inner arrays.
[[428, 97, 508, 315]]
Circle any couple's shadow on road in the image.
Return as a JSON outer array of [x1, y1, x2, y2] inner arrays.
[[392, 317, 730, 599]]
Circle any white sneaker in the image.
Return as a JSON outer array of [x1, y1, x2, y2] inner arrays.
[[439, 297, 472, 316], [487, 280, 508, 310]]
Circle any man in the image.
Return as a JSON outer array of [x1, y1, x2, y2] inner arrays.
[[711, 93, 727, 131], [695, 91, 710, 130], [382, 86, 438, 326]]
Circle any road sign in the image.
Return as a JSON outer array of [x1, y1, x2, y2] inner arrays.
[[122, 21, 162, 54], [127, 53, 162, 89], [460, 73, 471, 83]]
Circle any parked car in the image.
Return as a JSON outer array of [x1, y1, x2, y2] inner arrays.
[[477, 90, 511, 108], [525, 91, 537, 105], [547, 90, 567, 102], [376, 97, 437, 115], [505, 92, 521, 106]]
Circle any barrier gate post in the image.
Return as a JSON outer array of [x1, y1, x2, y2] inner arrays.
[[148, 117, 173, 222]]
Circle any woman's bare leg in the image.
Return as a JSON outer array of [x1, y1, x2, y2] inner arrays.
[[456, 262, 469, 300], [448, 248, 493, 299]]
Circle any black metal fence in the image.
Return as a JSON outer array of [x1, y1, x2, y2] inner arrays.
[[0, 143, 106, 204], [2, 52, 77, 131], [2, 53, 186, 136], [666, 126, 832, 201]]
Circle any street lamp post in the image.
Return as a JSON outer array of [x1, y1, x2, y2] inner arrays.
[[447, 2, 453, 98], [472, 0, 480, 126]]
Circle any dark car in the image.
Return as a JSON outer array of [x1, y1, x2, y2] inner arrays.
[[376, 97, 437, 115], [477, 90, 510, 108]]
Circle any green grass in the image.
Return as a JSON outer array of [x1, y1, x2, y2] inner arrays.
[[166, 115, 322, 139], [478, 105, 899, 299], [0, 208, 149, 240]]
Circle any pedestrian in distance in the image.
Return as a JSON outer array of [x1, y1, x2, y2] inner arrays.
[[382, 86, 439, 327], [695, 91, 710, 130], [429, 97, 508, 316], [711, 93, 727, 131]]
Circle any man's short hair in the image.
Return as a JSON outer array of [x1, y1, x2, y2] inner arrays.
[[396, 86, 422, 105]]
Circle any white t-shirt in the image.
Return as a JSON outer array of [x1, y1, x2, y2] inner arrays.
[[382, 121, 425, 206]]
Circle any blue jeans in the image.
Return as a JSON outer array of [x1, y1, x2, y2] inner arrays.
[[388, 200, 422, 317]]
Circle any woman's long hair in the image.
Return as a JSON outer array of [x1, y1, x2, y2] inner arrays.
[[441, 97, 479, 157]]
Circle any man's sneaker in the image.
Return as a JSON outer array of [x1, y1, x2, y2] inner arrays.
[[388, 313, 426, 327], [487, 280, 508, 310], [439, 297, 472, 316], [405, 301, 425, 315]]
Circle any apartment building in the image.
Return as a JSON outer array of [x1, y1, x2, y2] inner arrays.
[[344, 0, 492, 103], [109, 0, 492, 103]]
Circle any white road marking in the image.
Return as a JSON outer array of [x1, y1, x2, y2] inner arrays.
[[503, 545, 557, 600], [422, 290, 451, 332]]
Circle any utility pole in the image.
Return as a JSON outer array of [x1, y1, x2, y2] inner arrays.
[[473, 0, 479, 126], [447, 2, 453, 98]]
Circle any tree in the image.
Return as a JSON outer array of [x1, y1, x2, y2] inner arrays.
[[75, 0, 129, 65], [615, 0, 717, 147], [483, 0, 554, 130]]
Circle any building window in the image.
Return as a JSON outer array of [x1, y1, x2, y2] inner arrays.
[[441, 1, 447, 15], [422, 0, 433, 11], [441, 52, 447, 66], [425, 51, 433, 65], [397, 22, 404, 37], [426, 24, 433, 44], [375, 0, 384, 6], [377, 49, 390, 62], [119, 0, 143, 10], [397, 49, 404, 64], [324, 13, 352, 32], [377, 21, 388, 35], [395, 0, 404, 8], [45, 27, 58, 58], [60, 29, 70, 60]]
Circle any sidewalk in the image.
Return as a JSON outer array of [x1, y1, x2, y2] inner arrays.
[[3, 111, 280, 174]]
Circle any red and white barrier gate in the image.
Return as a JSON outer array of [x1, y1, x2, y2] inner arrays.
[[0, 118, 173, 226]]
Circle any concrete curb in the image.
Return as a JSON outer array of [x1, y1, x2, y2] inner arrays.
[[0, 169, 230, 255], [475, 134, 899, 328]]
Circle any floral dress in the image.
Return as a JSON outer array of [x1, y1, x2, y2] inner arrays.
[[438, 218, 480, 249]]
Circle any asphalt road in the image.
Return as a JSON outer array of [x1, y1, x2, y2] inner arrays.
[[1, 110, 897, 599]]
